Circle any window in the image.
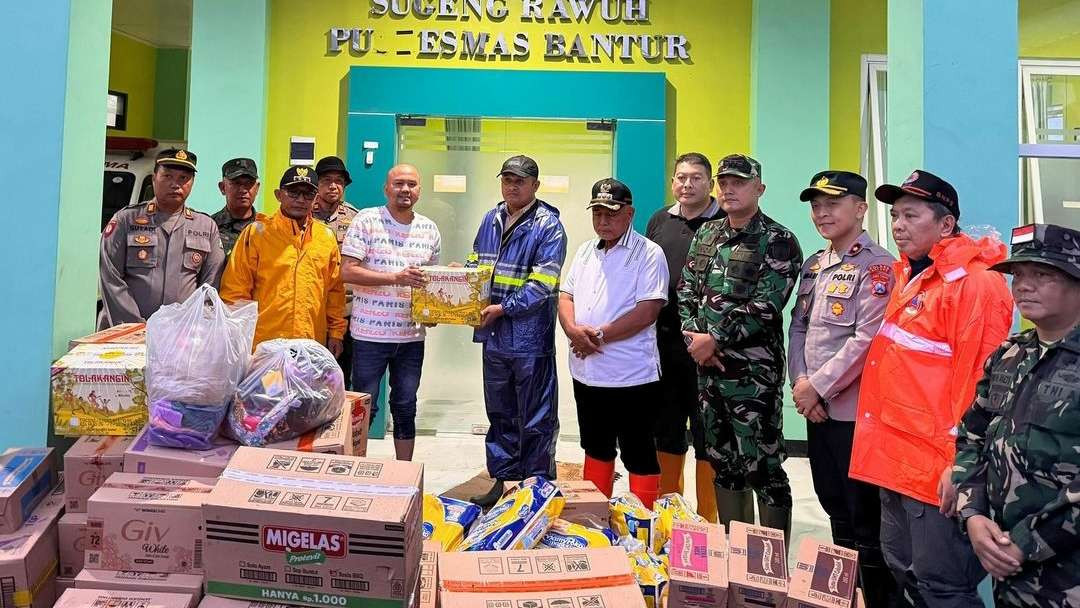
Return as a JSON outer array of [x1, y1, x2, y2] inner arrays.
[[859, 55, 890, 248], [107, 91, 127, 131]]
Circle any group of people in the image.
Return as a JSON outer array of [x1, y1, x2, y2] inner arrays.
[[97, 147, 1080, 607]]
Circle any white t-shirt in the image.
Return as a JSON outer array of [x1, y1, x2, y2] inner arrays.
[[561, 228, 669, 387], [341, 206, 441, 343]]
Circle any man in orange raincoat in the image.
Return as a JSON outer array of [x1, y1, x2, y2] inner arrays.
[[849, 169, 1014, 607]]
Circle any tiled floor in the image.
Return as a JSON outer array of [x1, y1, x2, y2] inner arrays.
[[366, 431, 831, 560]]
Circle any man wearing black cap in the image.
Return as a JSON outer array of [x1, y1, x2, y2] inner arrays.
[[99, 148, 226, 328], [787, 170, 897, 606], [313, 156, 361, 388], [212, 158, 260, 256], [558, 178, 668, 508], [953, 224, 1080, 607], [467, 154, 567, 507], [220, 166, 346, 352], [677, 154, 802, 541], [849, 169, 1014, 606]]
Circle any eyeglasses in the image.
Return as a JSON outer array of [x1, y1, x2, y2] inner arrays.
[[673, 174, 708, 185], [284, 189, 316, 201]]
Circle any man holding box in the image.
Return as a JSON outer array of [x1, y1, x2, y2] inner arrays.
[[340, 164, 441, 462], [467, 155, 568, 507]]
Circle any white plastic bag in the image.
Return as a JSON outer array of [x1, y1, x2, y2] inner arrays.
[[145, 285, 257, 448], [227, 338, 345, 446]]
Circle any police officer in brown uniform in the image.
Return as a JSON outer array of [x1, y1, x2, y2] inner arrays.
[[98, 148, 226, 329], [787, 170, 897, 606], [312, 155, 360, 386]]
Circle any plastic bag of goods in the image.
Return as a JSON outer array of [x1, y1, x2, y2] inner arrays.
[[145, 285, 257, 448], [654, 492, 706, 554], [227, 338, 345, 446], [610, 492, 662, 554], [617, 535, 669, 608], [423, 493, 483, 551], [536, 517, 618, 550], [459, 476, 565, 551]]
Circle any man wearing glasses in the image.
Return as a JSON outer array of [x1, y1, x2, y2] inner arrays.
[[220, 166, 347, 354]]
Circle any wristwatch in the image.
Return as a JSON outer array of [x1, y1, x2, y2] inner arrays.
[[594, 328, 605, 344]]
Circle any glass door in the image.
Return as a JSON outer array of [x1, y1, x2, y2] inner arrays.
[[860, 54, 893, 252], [398, 117, 615, 436], [1020, 60, 1080, 227]]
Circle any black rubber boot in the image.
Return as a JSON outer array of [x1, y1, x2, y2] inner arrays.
[[714, 484, 755, 527], [756, 495, 792, 545], [859, 563, 902, 608], [469, 479, 505, 509]]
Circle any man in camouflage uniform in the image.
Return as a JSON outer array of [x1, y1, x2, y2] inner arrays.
[[313, 155, 360, 388], [678, 154, 803, 539], [211, 158, 260, 256], [953, 223, 1080, 607]]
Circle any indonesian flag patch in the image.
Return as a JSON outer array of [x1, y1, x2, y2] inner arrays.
[[1012, 224, 1036, 245]]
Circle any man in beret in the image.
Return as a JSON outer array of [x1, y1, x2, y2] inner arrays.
[[953, 224, 1080, 607], [98, 148, 225, 328]]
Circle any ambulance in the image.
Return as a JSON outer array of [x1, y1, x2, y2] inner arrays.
[[101, 136, 184, 230]]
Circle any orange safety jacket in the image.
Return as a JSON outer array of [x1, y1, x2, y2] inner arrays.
[[849, 233, 1013, 506], [220, 211, 347, 348]]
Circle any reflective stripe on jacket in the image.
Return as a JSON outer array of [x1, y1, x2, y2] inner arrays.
[[849, 233, 1014, 505]]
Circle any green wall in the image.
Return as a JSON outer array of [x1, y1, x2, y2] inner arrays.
[[154, 48, 190, 141], [829, 0, 886, 172], [107, 33, 156, 138]]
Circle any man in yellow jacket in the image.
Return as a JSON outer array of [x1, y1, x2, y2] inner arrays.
[[220, 166, 347, 353]]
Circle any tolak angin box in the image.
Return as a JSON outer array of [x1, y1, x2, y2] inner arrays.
[[411, 266, 491, 326], [51, 343, 147, 436], [74, 569, 203, 608], [202, 447, 424, 608], [64, 435, 133, 513], [786, 538, 859, 608], [0, 480, 64, 607], [728, 520, 788, 608], [85, 472, 216, 574], [0, 448, 56, 534]]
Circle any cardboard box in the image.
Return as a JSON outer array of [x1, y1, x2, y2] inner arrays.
[[58, 512, 90, 578], [197, 597, 294, 608], [75, 570, 203, 608], [411, 266, 491, 326], [54, 588, 194, 608], [69, 322, 146, 350], [786, 538, 859, 608], [345, 391, 371, 457], [0, 448, 56, 534], [418, 540, 438, 608], [64, 435, 133, 513], [85, 473, 216, 574], [202, 447, 424, 608], [125, 426, 239, 477], [556, 480, 609, 526], [265, 398, 352, 455], [0, 479, 65, 607], [437, 547, 646, 608], [667, 521, 728, 608], [51, 343, 147, 436], [728, 521, 787, 608]]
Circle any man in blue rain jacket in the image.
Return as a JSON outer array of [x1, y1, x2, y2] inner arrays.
[[467, 155, 568, 507]]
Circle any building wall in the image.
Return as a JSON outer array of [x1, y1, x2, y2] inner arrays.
[[154, 48, 190, 142], [107, 32, 157, 138], [263, 0, 753, 209]]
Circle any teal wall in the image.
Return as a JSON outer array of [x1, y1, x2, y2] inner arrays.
[[1, 2, 111, 449], [751, 0, 832, 443], [187, 0, 268, 213], [344, 66, 668, 438], [154, 48, 190, 142]]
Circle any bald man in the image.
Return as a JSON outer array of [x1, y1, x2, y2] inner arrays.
[[341, 164, 442, 461]]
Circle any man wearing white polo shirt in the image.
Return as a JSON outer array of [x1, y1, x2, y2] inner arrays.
[[558, 178, 669, 508]]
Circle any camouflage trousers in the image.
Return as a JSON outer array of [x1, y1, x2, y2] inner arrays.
[[994, 557, 1080, 608], [699, 378, 791, 508]]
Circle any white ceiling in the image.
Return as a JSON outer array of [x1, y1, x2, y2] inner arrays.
[[112, 0, 192, 48]]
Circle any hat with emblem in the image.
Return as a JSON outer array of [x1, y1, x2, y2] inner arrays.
[[279, 166, 318, 191], [222, 158, 258, 180], [314, 156, 352, 186], [156, 148, 197, 172], [800, 170, 867, 201], [989, 224, 1080, 280], [497, 155, 540, 179], [587, 178, 633, 210], [875, 169, 960, 219], [715, 154, 761, 179]]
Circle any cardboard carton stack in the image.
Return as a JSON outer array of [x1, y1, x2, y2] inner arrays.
[[0, 454, 61, 608]]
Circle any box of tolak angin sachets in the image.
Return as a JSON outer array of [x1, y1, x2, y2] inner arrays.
[[0, 478, 64, 607], [0, 448, 56, 534], [411, 266, 492, 326], [786, 537, 859, 608], [728, 520, 788, 608], [202, 447, 424, 608], [85, 472, 216, 574]]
